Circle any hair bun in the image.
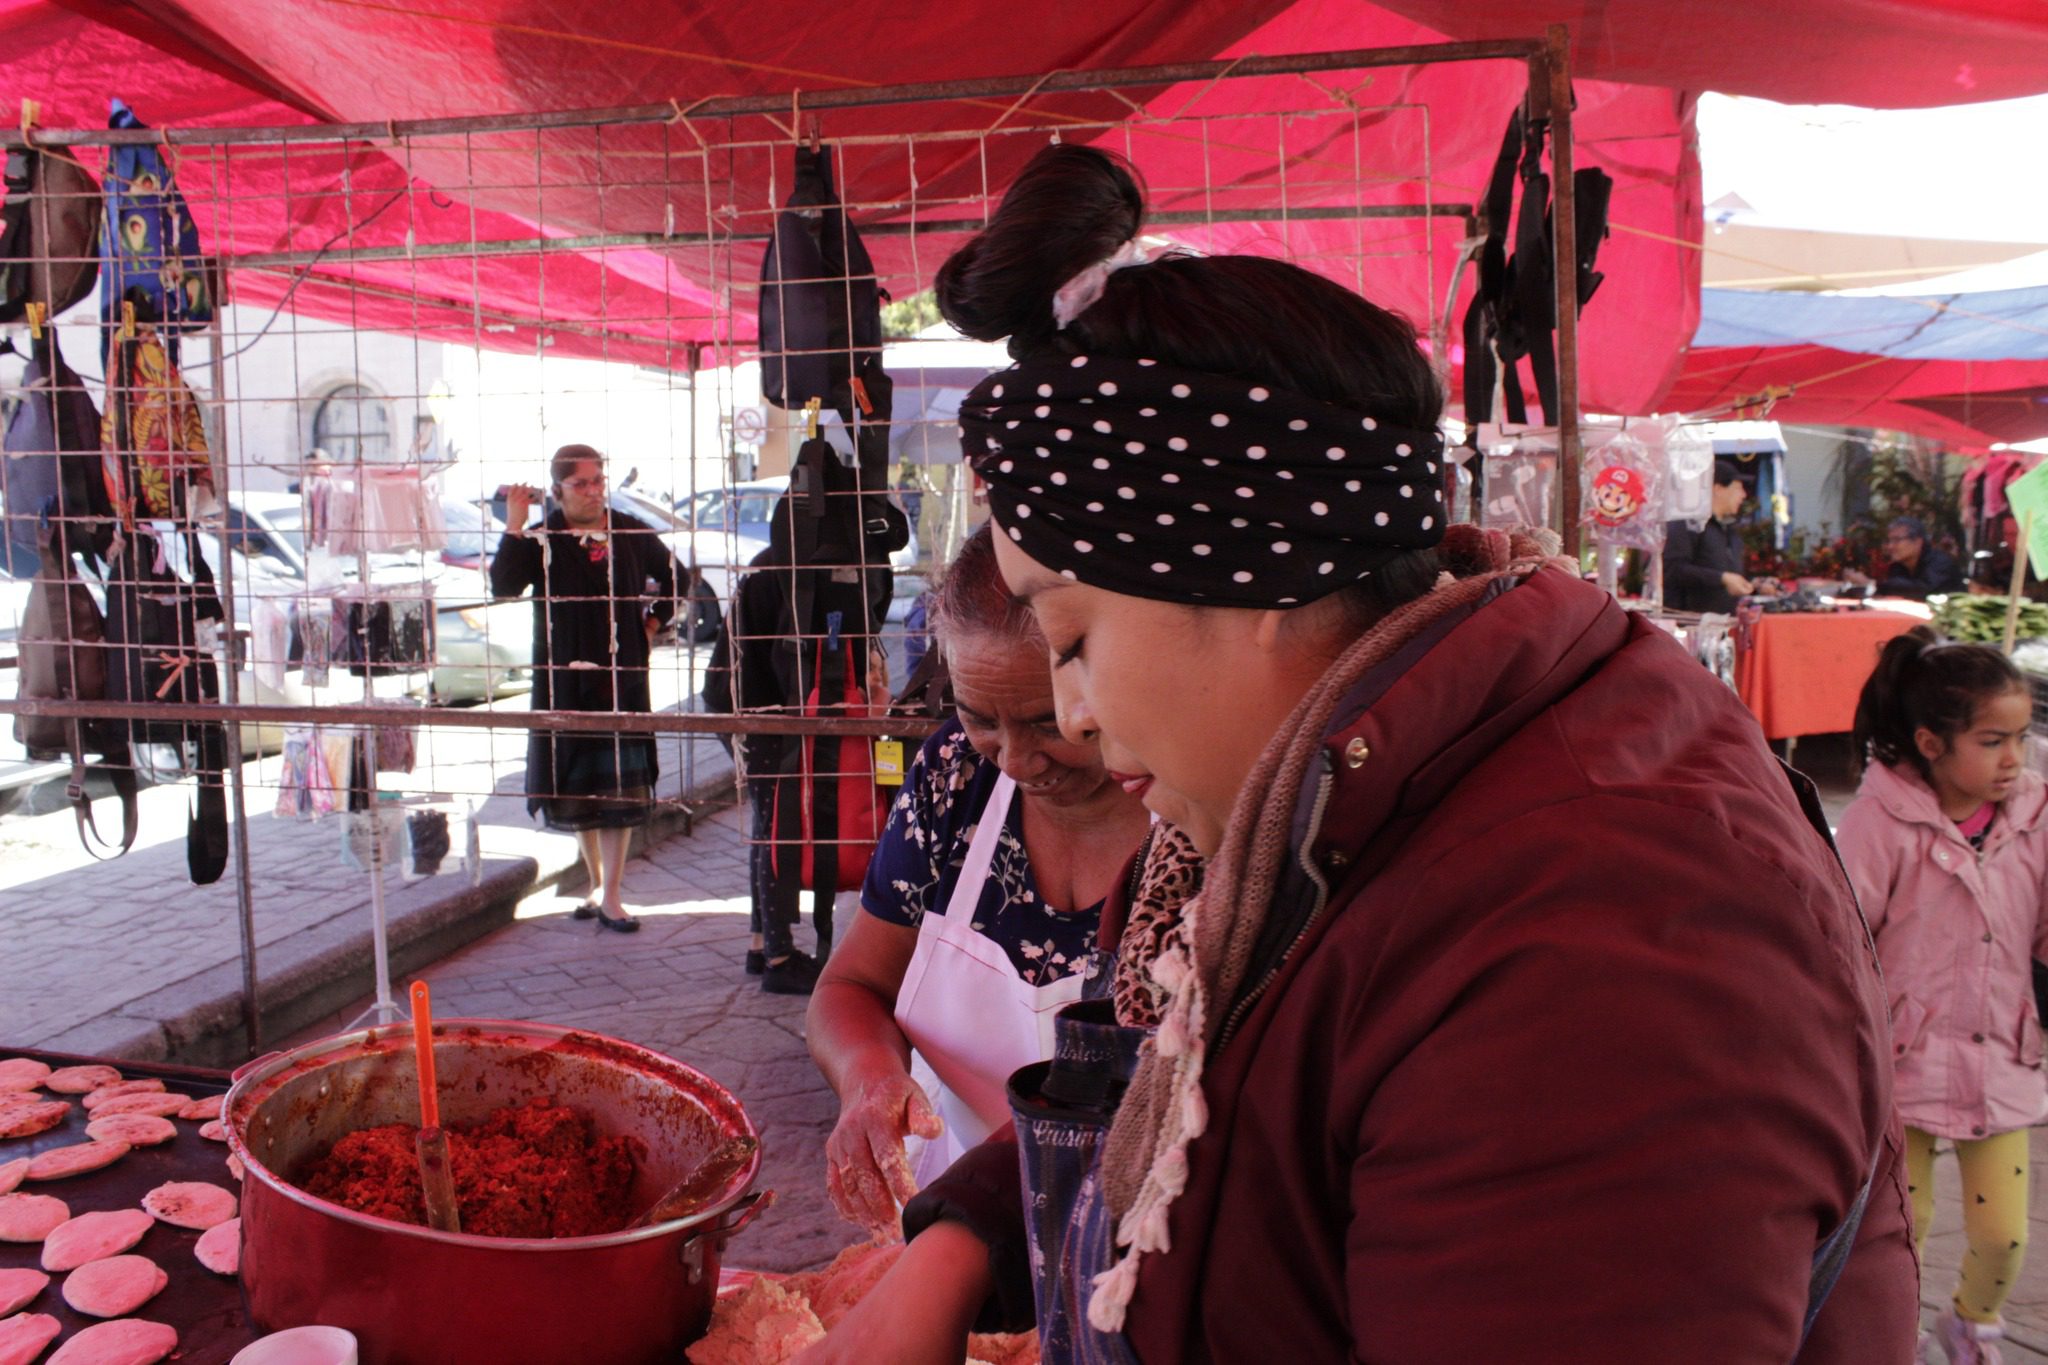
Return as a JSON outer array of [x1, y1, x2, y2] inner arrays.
[[936, 144, 1144, 353]]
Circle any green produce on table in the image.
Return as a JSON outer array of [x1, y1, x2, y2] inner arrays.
[[1931, 594, 2048, 644]]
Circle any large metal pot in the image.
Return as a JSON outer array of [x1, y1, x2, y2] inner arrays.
[[225, 1020, 769, 1365]]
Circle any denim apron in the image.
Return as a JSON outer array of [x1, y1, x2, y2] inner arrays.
[[1007, 996, 1146, 1365]]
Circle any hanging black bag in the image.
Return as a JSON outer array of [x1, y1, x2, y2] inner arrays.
[[101, 523, 229, 883], [1460, 102, 1615, 428], [758, 143, 897, 477], [13, 506, 138, 856], [0, 144, 101, 326], [2, 332, 115, 577]]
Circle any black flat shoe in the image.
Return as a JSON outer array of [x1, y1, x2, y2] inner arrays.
[[745, 950, 766, 976], [761, 951, 820, 995], [570, 900, 599, 921], [595, 910, 641, 934]]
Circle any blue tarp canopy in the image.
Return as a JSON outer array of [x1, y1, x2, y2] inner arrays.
[[1695, 285, 2048, 362]]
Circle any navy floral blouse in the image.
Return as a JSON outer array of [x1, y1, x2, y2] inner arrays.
[[861, 718, 1103, 987]]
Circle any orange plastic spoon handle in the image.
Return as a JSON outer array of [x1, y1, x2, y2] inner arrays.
[[410, 980, 439, 1130]]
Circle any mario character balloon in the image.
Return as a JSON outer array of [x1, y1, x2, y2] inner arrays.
[[1589, 465, 1646, 528]]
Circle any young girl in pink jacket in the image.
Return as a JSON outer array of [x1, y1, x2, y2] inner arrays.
[[1838, 626, 2048, 1365]]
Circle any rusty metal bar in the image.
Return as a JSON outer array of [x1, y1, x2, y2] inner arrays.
[[220, 202, 1479, 271], [0, 40, 1544, 149], [1544, 25, 1583, 560], [0, 695, 941, 739], [203, 303, 264, 1058]]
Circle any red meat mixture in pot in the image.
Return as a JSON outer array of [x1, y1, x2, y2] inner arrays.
[[297, 1098, 641, 1238]]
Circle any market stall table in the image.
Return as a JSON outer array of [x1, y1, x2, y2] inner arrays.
[[0, 1048, 249, 1363], [1734, 604, 1927, 745]]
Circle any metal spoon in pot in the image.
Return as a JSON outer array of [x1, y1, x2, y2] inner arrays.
[[628, 1135, 759, 1229], [410, 980, 462, 1234]]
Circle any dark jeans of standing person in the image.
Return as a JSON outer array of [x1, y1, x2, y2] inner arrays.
[[748, 776, 799, 962]]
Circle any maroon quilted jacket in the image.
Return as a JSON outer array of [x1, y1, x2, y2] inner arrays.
[[915, 569, 1918, 1363]]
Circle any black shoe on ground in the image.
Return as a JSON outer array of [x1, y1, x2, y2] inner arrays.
[[761, 951, 821, 995], [595, 909, 641, 934], [571, 900, 599, 920], [745, 950, 766, 976]]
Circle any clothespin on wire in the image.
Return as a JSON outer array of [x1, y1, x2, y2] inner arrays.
[[802, 396, 823, 441], [120, 300, 136, 341], [25, 301, 45, 340], [18, 99, 39, 138], [805, 116, 822, 153]]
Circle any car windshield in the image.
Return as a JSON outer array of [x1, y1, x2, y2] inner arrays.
[[259, 506, 307, 557], [732, 492, 778, 526], [612, 492, 682, 532]]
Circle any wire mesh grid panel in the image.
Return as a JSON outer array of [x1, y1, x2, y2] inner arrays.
[[0, 36, 1573, 1038]]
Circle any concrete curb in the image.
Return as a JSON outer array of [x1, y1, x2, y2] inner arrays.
[[47, 751, 739, 1068]]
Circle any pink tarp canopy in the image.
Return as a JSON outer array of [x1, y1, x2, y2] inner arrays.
[[1665, 346, 2048, 450], [5, 0, 2045, 407]]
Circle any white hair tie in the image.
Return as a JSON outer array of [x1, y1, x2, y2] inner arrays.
[[1052, 239, 1148, 328]]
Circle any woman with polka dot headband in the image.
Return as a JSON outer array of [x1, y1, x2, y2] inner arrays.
[[796, 145, 1915, 1365]]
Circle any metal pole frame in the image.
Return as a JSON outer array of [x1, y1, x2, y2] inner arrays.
[[0, 39, 1548, 150], [1539, 25, 1583, 559], [202, 306, 264, 1056], [219, 205, 1481, 273]]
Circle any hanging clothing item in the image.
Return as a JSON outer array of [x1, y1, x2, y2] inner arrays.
[[251, 596, 290, 691], [758, 144, 894, 476], [0, 143, 101, 327], [276, 727, 315, 818], [100, 97, 218, 362], [893, 774, 1094, 1187], [101, 329, 211, 528], [304, 465, 448, 556], [1, 334, 113, 577], [1461, 105, 1614, 427], [331, 583, 435, 675], [298, 598, 332, 686], [408, 809, 450, 877]]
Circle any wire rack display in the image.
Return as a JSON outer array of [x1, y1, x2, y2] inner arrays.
[[0, 34, 1585, 1052]]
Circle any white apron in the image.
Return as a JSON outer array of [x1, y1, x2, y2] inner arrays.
[[894, 773, 1089, 1187]]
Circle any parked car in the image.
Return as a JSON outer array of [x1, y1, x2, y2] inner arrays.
[[680, 476, 920, 575], [246, 493, 533, 706]]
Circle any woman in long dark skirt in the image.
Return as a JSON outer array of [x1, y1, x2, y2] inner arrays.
[[490, 443, 677, 932]]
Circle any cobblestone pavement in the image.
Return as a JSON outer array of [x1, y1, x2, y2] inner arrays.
[[287, 800, 867, 1275]]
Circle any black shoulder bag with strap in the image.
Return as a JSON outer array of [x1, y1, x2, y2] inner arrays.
[[13, 507, 137, 856]]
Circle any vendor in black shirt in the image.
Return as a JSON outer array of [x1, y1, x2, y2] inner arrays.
[[1844, 515, 1965, 600], [1663, 461, 1775, 613]]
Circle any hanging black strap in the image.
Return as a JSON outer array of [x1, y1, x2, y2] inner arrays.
[[1460, 108, 1525, 427], [63, 722, 139, 860]]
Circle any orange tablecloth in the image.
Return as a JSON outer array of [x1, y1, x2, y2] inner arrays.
[[1735, 610, 1924, 741]]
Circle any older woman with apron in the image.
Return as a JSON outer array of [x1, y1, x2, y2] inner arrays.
[[806, 524, 1154, 1229], [797, 144, 1915, 1365]]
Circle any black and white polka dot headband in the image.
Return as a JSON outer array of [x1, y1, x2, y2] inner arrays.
[[961, 354, 1448, 608]]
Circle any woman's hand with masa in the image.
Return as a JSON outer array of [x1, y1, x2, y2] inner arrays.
[[825, 1066, 943, 1231]]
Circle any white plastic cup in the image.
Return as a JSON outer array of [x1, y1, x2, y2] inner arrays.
[[229, 1326, 360, 1365]]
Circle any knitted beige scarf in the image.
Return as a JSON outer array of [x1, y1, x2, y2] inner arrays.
[[1087, 525, 1561, 1330]]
